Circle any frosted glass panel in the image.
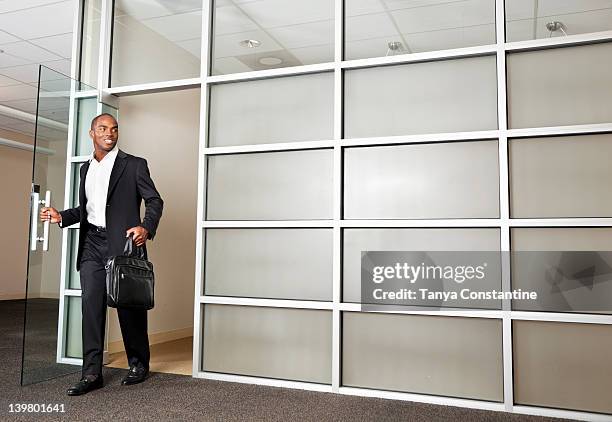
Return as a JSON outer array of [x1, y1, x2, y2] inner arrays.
[[70, 163, 81, 208], [343, 228, 500, 302], [511, 228, 612, 313], [514, 320, 612, 414], [344, 56, 498, 138], [343, 312, 503, 401], [203, 305, 332, 383], [212, 0, 334, 75], [74, 97, 97, 156], [512, 227, 612, 251], [507, 43, 612, 128], [344, 141, 499, 219], [506, 1, 612, 42], [65, 297, 82, 359], [209, 73, 333, 147], [79, 0, 101, 88], [345, 0, 496, 60], [69, 161, 91, 209], [68, 229, 80, 290], [207, 149, 333, 220], [510, 134, 612, 218], [111, 0, 202, 86], [101, 102, 118, 119], [205, 229, 333, 300]]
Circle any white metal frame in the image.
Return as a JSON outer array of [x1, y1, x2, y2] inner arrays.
[[55, 0, 85, 367], [53, 0, 612, 420], [56, 0, 115, 367]]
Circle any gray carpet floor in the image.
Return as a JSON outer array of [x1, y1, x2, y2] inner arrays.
[[0, 299, 566, 421], [19, 299, 81, 384]]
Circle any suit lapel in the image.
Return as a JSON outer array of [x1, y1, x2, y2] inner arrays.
[[106, 149, 128, 202]]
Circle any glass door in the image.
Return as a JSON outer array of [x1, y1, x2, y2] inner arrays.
[[20, 65, 105, 385]]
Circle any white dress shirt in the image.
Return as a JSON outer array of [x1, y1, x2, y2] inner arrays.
[[85, 145, 118, 228]]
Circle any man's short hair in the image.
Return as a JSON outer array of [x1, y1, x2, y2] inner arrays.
[[90, 113, 117, 130]]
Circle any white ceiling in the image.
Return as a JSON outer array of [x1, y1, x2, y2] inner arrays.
[[0, 0, 75, 139], [1, 0, 611, 138], [211, 0, 334, 73], [506, 0, 612, 41], [209, 0, 612, 72]]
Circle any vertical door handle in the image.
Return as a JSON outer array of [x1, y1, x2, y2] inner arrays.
[[30, 190, 40, 251], [31, 189, 51, 251], [41, 190, 51, 251]]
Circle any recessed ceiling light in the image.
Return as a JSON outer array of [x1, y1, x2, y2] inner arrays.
[[546, 21, 568, 36], [239, 39, 261, 48], [385, 41, 404, 56], [259, 57, 282, 66], [387, 41, 403, 51]]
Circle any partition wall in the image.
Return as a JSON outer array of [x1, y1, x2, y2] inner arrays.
[[55, 1, 612, 420]]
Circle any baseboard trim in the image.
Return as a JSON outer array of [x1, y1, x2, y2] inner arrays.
[[37, 292, 60, 299], [0, 293, 26, 300], [0, 292, 59, 300], [108, 326, 193, 354]]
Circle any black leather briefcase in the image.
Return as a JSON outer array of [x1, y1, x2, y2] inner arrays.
[[105, 235, 155, 310]]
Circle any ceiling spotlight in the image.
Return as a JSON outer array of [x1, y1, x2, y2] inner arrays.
[[239, 39, 261, 48], [545, 21, 568, 37], [386, 41, 404, 56], [258, 57, 282, 66]]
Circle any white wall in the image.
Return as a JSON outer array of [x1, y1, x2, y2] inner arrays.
[[0, 127, 67, 301], [0, 129, 33, 300], [38, 129, 68, 298]]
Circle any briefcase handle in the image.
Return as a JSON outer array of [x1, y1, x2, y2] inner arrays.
[[123, 234, 145, 259]]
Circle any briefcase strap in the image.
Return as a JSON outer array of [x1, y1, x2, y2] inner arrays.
[[124, 234, 145, 259]]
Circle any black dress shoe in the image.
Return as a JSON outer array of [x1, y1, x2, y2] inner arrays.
[[121, 365, 149, 385], [67, 376, 103, 396]]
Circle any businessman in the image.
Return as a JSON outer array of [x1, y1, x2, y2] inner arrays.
[[40, 113, 163, 396]]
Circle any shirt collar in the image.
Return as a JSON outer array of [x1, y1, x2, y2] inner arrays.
[[90, 144, 119, 163]]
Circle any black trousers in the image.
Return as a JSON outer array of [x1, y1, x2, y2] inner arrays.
[[79, 227, 150, 377]]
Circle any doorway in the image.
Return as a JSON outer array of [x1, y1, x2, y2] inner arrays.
[[101, 88, 200, 376]]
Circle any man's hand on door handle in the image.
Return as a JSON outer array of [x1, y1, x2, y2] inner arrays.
[[40, 207, 61, 225]]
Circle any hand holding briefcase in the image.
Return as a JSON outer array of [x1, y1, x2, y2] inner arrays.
[[105, 234, 155, 310]]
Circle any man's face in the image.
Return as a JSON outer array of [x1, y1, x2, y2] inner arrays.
[[90, 115, 118, 152]]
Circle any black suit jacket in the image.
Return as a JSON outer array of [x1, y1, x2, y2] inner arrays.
[[59, 149, 163, 271]]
